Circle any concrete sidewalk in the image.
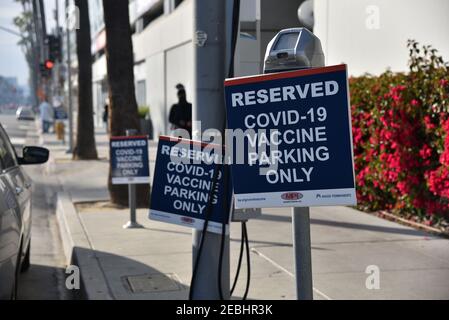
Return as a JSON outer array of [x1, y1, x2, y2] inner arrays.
[[41, 127, 449, 300]]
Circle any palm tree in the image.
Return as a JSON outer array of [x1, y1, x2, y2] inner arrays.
[[13, 0, 39, 108], [73, 0, 98, 160], [102, 0, 150, 206]]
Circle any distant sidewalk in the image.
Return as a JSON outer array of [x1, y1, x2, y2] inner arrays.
[[39, 125, 449, 300]]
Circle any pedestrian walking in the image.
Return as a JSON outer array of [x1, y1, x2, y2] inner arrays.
[[39, 97, 54, 133]]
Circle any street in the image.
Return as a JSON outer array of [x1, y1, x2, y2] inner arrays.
[[0, 114, 71, 300]]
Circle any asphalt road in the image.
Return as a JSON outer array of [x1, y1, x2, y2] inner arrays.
[[0, 114, 71, 300]]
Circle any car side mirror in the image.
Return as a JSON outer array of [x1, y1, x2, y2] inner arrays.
[[19, 146, 49, 165]]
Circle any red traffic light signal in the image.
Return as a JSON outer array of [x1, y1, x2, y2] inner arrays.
[[45, 60, 54, 69]]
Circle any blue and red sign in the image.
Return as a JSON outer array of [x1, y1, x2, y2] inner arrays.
[[110, 135, 150, 185], [224, 64, 357, 208], [149, 136, 231, 234]]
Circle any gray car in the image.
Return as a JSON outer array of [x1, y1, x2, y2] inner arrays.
[[15, 107, 35, 121], [0, 124, 48, 299]]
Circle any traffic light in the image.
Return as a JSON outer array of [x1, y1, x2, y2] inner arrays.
[[39, 59, 54, 78], [46, 35, 62, 63], [45, 60, 54, 70]]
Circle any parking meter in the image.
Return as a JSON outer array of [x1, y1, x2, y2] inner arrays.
[[263, 27, 324, 73]]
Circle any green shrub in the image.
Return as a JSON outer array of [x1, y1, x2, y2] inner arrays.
[[138, 106, 149, 119], [350, 40, 449, 218]]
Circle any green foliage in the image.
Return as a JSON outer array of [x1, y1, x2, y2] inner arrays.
[[138, 106, 150, 119]]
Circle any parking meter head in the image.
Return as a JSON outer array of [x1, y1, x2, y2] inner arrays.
[[263, 28, 324, 74]]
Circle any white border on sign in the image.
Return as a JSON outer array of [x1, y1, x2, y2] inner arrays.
[[149, 209, 229, 235], [345, 67, 358, 196], [234, 188, 357, 209], [112, 177, 150, 185]]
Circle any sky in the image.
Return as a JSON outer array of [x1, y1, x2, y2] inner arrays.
[[0, 0, 61, 87]]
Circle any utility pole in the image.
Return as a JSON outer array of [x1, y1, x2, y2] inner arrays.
[[191, 0, 230, 300], [65, 0, 74, 153], [31, 0, 43, 63], [54, 0, 60, 97], [32, 0, 49, 99]]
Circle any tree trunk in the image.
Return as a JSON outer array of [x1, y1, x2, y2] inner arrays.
[[73, 0, 98, 160], [103, 0, 150, 207]]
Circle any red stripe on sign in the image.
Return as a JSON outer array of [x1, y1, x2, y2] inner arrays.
[[159, 135, 223, 148], [110, 135, 148, 140], [224, 64, 347, 87]]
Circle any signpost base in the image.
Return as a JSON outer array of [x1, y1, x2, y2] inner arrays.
[[123, 221, 144, 229], [124, 181, 144, 229]]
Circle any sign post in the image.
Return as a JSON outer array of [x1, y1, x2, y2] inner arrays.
[[110, 129, 150, 229], [225, 62, 356, 299], [125, 129, 140, 229], [292, 207, 313, 299]]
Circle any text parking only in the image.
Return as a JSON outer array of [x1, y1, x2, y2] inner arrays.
[[149, 136, 231, 234], [110, 135, 150, 184], [224, 64, 357, 208]]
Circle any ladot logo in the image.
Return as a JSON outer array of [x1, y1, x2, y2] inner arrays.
[[281, 192, 303, 201]]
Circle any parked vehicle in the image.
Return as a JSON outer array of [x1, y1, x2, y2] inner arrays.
[[0, 124, 49, 299], [15, 107, 35, 121]]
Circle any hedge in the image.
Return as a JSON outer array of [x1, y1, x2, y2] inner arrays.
[[350, 40, 449, 219]]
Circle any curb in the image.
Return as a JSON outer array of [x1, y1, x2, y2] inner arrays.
[[56, 191, 113, 300], [377, 210, 449, 239], [37, 119, 114, 299]]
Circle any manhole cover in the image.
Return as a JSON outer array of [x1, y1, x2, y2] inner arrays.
[[124, 273, 183, 293]]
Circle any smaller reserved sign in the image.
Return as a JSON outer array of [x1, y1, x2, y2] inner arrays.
[[110, 135, 150, 185], [149, 136, 231, 234], [54, 107, 68, 120]]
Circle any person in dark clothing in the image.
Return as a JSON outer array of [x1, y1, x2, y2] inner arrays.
[[102, 103, 109, 132], [169, 86, 192, 136]]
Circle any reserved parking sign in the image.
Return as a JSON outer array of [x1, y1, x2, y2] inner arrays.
[[224, 64, 356, 208], [149, 136, 231, 234], [110, 135, 150, 185]]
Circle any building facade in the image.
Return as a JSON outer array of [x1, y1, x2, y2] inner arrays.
[[89, 0, 306, 137], [313, 0, 449, 76]]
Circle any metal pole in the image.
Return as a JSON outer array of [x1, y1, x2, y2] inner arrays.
[[292, 207, 313, 299], [38, 0, 50, 100], [65, 0, 73, 153], [55, 0, 60, 97], [123, 129, 144, 229], [260, 28, 324, 300], [191, 0, 230, 300], [291, 46, 324, 302]]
